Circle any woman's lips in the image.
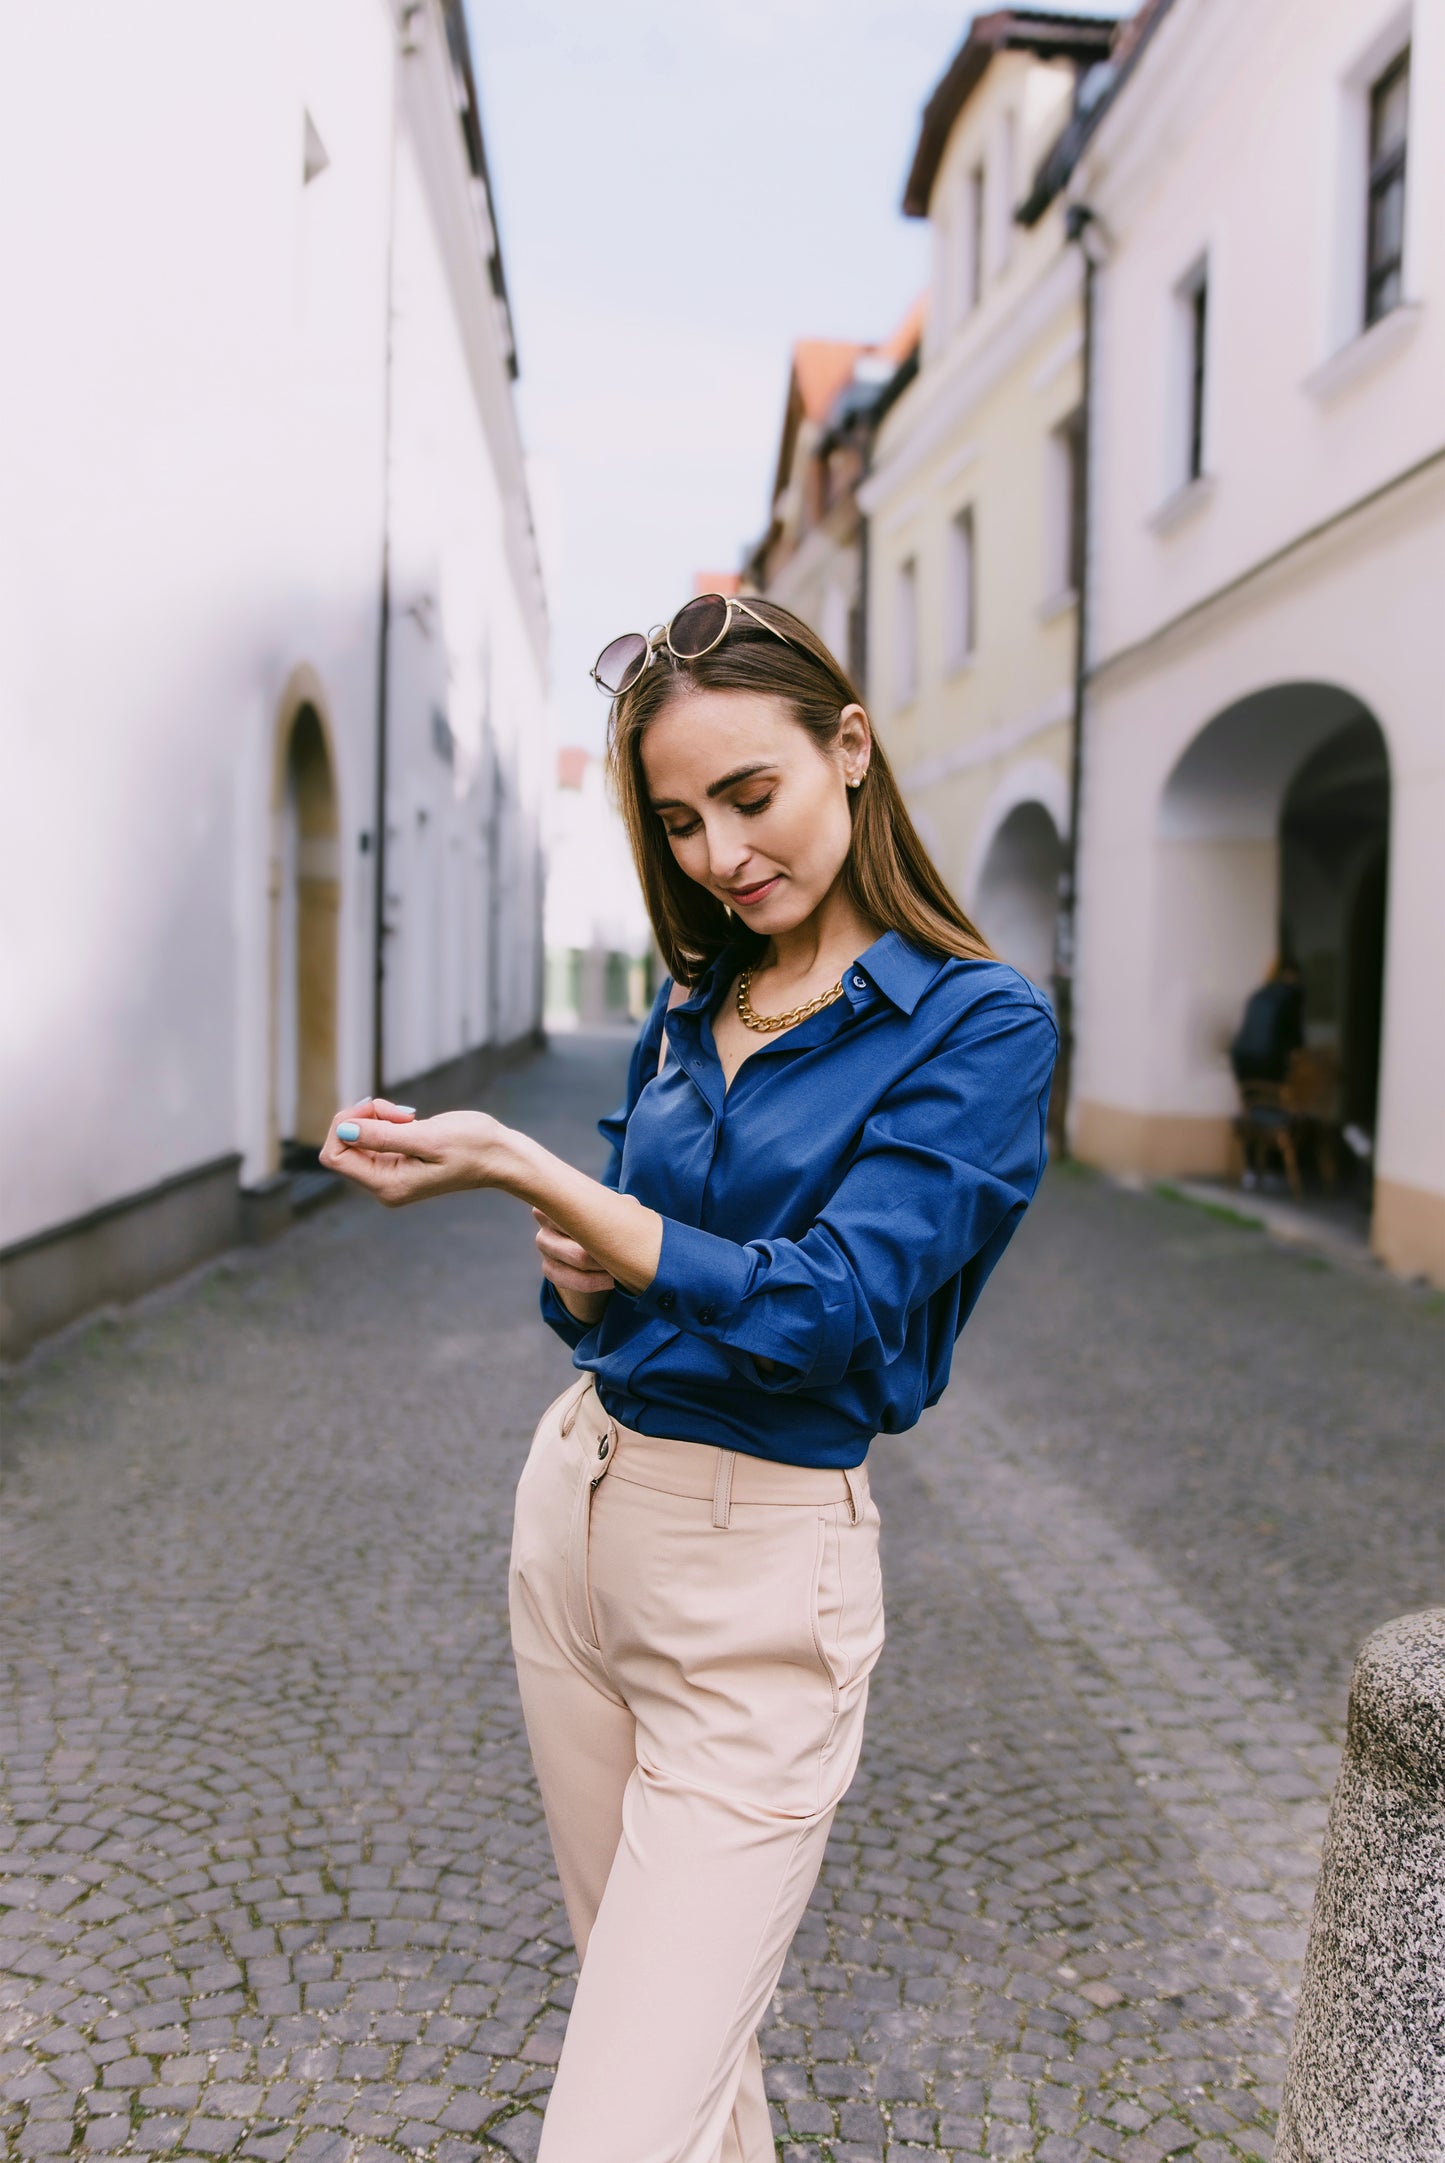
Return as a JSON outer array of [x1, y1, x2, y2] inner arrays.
[[726, 875, 782, 906]]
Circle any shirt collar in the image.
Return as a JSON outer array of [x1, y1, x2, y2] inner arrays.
[[681, 928, 943, 1018], [848, 930, 943, 1014]]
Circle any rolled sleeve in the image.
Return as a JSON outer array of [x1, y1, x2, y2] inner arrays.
[[538, 1277, 594, 1350], [633, 1215, 856, 1381], [635, 991, 1056, 1391]]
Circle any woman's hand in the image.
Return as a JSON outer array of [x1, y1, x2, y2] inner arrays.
[[533, 1207, 615, 1325], [320, 1109, 663, 1294], [319, 1101, 505, 1207]]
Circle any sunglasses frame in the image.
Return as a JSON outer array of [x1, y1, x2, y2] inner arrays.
[[590, 593, 797, 696]]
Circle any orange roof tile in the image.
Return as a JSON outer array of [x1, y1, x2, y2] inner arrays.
[[792, 340, 870, 423]]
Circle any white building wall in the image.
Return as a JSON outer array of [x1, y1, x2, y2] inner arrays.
[[1082, 0, 1444, 663], [1068, 0, 1445, 1282], [0, 0, 547, 1270]]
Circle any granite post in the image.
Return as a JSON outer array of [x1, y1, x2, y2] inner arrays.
[[1277, 1606, 1445, 2162]]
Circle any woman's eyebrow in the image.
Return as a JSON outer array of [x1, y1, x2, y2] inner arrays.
[[649, 762, 777, 812]]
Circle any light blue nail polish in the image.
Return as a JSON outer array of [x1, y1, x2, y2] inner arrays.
[[395, 1105, 416, 1116], [337, 1121, 360, 1142]]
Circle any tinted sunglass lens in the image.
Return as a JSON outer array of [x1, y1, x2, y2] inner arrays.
[[594, 633, 648, 694], [669, 594, 729, 659]]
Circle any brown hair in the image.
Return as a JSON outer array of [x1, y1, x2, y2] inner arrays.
[[604, 596, 993, 984]]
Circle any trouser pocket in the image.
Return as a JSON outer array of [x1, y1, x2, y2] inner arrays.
[[563, 1409, 614, 1652], [511, 1378, 595, 1630]]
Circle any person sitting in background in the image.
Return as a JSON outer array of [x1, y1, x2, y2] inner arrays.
[[1230, 956, 1304, 1086]]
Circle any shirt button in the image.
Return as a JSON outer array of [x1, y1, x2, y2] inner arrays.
[[658, 1290, 676, 1311], [699, 1305, 716, 1325], [852, 975, 866, 989]]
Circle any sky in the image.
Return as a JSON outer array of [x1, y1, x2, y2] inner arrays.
[[465, 1, 1118, 757]]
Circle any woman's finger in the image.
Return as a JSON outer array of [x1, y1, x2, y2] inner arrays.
[[333, 1116, 436, 1159], [534, 1222, 613, 1278], [322, 1105, 412, 1174], [534, 1216, 614, 1286], [371, 1097, 418, 1123], [540, 1257, 615, 1293], [533, 1223, 592, 1266]]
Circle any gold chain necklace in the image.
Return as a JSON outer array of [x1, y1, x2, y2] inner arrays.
[[736, 966, 845, 1034]]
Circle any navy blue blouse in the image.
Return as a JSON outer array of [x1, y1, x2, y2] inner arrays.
[[539, 929, 1057, 1468]]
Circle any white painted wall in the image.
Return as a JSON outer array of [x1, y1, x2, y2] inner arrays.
[[1078, 0, 1444, 665], [1069, 0, 1444, 1270], [0, 0, 548, 1251]]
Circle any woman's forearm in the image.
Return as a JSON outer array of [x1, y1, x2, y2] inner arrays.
[[490, 1128, 663, 1295]]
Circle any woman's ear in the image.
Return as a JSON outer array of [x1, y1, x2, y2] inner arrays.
[[837, 702, 872, 776]]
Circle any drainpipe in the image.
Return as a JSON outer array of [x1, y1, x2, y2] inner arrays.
[[1051, 201, 1102, 1154], [371, 9, 421, 1095], [855, 442, 871, 694]]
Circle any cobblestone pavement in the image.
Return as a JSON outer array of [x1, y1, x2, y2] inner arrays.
[[3, 1035, 1441, 2163]]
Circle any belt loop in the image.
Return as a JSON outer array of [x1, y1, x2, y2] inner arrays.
[[843, 1465, 865, 1526], [712, 1448, 735, 1530], [559, 1374, 592, 1437]]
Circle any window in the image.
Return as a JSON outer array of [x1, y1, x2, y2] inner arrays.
[[1170, 259, 1209, 489], [1365, 48, 1409, 325], [820, 582, 849, 666], [1186, 273, 1207, 481], [966, 163, 985, 313], [946, 509, 975, 669], [996, 112, 1017, 274], [894, 559, 918, 708], [1063, 410, 1086, 594], [1046, 412, 1085, 600], [846, 599, 865, 687]]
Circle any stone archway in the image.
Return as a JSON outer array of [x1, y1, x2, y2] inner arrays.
[[973, 801, 1064, 991], [270, 687, 340, 1170], [1154, 681, 1389, 1198]]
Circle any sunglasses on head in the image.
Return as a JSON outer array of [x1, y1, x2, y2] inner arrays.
[[590, 592, 797, 697]]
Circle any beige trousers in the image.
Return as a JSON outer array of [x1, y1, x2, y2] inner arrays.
[[508, 1373, 885, 2163]]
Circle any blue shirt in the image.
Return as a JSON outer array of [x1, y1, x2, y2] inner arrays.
[[539, 929, 1057, 1468]]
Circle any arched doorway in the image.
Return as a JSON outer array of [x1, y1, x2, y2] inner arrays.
[[974, 801, 1063, 991], [1279, 716, 1390, 1145], [1158, 683, 1389, 1212], [273, 702, 339, 1170]]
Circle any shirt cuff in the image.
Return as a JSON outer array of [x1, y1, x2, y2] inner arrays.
[[633, 1215, 756, 1335], [538, 1277, 591, 1349]]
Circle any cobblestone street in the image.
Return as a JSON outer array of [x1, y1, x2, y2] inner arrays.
[[3, 1035, 1441, 2163]]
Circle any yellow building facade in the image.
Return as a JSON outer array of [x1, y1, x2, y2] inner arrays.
[[861, 14, 1116, 988]]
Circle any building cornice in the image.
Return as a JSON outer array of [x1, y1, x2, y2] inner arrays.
[[403, 0, 548, 672], [1070, 0, 1255, 220], [861, 242, 1081, 515], [903, 8, 1118, 217], [1091, 442, 1445, 687]]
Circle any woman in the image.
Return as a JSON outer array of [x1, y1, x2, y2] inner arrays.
[[320, 594, 1056, 2161]]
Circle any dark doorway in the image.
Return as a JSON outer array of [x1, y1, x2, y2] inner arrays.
[[1279, 712, 1390, 1193], [1343, 842, 1388, 1134]]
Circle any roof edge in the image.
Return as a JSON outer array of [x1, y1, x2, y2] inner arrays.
[[902, 7, 1120, 219]]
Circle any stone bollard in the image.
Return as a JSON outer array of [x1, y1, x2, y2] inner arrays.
[[1276, 1607, 1445, 2163]]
